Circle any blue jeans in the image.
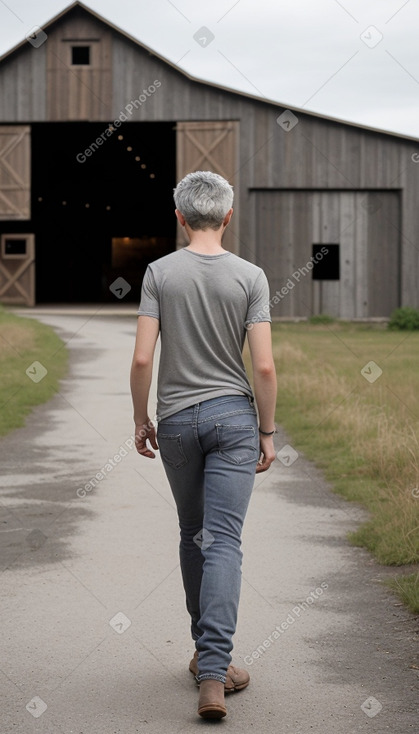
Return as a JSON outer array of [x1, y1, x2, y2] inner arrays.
[[157, 395, 259, 683]]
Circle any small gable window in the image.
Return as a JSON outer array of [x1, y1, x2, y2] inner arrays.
[[71, 46, 90, 65]]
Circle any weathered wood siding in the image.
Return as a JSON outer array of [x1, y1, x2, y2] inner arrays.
[[46, 12, 112, 120], [253, 190, 400, 318], [0, 44, 46, 121]]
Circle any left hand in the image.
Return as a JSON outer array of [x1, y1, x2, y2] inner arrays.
[[255, 435, 276, 473], [135, 420, 159, 459]]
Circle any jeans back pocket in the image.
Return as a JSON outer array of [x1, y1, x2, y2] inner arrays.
[[157, 433, 188, 469], [215, 424, 258, 465]]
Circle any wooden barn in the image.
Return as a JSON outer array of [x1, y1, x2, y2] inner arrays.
[[0, 0, 418, 317]]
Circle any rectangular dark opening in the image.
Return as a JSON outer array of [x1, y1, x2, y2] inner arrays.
[[71, 46, 90, 65], [29, 121, 176, 303], [4, 237, 27, 256], [312, 244, 340, 280]]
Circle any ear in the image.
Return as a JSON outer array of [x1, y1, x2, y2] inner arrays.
[[223, 208, 233, 227], [175, 209, 186, 227]]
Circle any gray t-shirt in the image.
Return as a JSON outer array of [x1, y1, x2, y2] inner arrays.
[[137, 248, 271, 421]]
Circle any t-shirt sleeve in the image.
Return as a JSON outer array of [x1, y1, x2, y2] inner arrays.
[[245, 271, 271, 326], [137, 266, 160, 320]]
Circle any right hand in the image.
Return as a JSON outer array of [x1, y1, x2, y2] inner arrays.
[[135, 420, 159, 459], [256, 435, 276, 473]]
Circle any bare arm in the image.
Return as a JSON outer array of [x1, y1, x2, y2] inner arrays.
[[130, 315, 160, 458], [247, 322, 277, 473]]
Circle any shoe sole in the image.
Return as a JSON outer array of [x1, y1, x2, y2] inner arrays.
[[198, 704, 227, 719]]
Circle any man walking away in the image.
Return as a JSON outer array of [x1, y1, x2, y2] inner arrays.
[[130, 170, 277, 719]]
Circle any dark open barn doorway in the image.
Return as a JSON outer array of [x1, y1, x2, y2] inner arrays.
[[31, 122, 176, 302]]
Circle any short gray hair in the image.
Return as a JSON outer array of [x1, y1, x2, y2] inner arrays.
[[173, 170, 234, 230]]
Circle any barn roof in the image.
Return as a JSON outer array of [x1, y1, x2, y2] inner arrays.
[[0, 0, 417, 142]]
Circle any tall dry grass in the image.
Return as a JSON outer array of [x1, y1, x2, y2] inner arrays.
[[269, 328, 419, 567]]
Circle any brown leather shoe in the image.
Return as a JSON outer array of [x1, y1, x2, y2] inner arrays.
[[189, 650, 250, 693], [198, 679, 227, 719]]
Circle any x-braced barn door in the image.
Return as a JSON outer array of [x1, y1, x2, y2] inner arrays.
[[176, 121, 239, 252], [0, 126, 35, 306]]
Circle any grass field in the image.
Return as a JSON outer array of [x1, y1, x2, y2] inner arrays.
[[248, 321, 419, 614], [0, 307, 68, 436]]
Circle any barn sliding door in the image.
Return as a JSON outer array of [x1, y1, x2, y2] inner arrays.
[[0, 126, 31, 220], [0, 126, 35, 306], [176, 121, 239, 252]]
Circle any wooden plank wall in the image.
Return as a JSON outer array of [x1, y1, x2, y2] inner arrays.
[[0, 45, 46, 121], [367, 191, 400, 316], [247, 107, 418, 310], [253, 190, 400, 318], [46, 11, 112, 120]]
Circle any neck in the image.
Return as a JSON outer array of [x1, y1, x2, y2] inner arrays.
[[185, 229, 227, 255]]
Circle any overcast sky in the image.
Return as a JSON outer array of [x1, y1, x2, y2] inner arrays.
[[0, 0, 417, 138]]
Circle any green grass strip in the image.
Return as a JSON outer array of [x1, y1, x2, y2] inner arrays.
[[384, 573, 419, 615], [0, 307, 68, 436]]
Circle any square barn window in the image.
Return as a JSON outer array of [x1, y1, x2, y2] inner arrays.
[[2, 236, 27, 258], [71, 46, 90, 65], [312, 244, 340, 280]]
